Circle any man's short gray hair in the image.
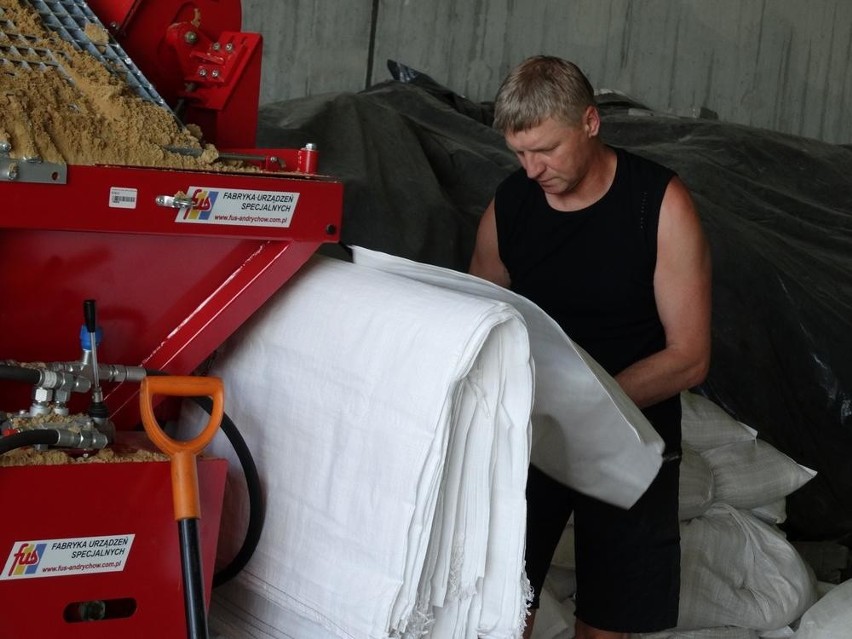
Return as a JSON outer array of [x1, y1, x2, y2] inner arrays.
[[493, 56, 595, 134]]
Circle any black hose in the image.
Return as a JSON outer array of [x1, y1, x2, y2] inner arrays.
[[0, 429, 60, 454], [0, 364, 41, 385], [192, 394, 265, 587], [145, 369, 265, 588]]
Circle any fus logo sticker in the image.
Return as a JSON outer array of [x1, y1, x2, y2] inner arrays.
[[183, 188, 218, 220], [175, 185, 300, 228], [1, 535, 134, 580], [7, 543, 45, 576]]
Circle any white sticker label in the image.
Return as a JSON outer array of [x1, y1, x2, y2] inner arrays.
[[109, 187, 138, 209], [175, 186, 300, 228], [1, 534, 135, 580]]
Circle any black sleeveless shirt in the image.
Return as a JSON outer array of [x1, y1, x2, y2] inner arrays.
[[495, 146, 681, 449]]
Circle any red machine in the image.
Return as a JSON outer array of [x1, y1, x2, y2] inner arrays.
[[0, 0, 343, 425], [0, 0, 343, 636]]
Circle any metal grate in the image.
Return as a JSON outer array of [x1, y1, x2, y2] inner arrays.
[[0, 0, 167, 107], [0, 10, 67, 74]]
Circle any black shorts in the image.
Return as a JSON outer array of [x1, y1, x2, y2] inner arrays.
[[525, 399, 682, 633]]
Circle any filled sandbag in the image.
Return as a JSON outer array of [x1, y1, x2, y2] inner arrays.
[[677, 505, 818, 631], [679, 446, 715, 520], [700, 440, 816, 510], [680, 392, 757, 452], [790, 579, 852, 639], [748, 499, 788, 526]]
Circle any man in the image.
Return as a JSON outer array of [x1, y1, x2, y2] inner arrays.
[[469, 56, 711, 639]]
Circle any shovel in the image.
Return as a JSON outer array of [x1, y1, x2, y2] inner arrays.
[[140, 375, 224, 639]]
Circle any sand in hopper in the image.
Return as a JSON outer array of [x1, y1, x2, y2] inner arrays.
[[0, 2, 236, 463], [0, 0, 232, 169]]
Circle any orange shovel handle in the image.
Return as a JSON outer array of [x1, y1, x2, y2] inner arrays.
[[139, 375, 224, 521]]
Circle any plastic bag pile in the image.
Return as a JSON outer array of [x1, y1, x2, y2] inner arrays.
[[534, 392, 824, 639]]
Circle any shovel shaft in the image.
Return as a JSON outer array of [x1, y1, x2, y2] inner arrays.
[[179, 518, 209, 639]]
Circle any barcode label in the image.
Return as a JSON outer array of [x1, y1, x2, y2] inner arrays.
[[109, 187, 137, 209]]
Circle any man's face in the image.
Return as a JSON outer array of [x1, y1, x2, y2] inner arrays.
[[504, 111, 595, 196]]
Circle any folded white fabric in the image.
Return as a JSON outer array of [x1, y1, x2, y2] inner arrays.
[[352, 246, 664, 508], [197, 253, 533, 638]]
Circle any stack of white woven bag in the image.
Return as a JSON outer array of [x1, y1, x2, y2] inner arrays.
[[197, 247, 675, 639], [533, 391, 841, 639]]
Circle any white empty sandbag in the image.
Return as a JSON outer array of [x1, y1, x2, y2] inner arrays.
[[196, 254, 533, 638], [354, 246, 666, 509], [678, 505, 818, 631], [790, 579, 852, 639]]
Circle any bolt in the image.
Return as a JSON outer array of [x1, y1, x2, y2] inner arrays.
[[225, 42, 234, 52], [184, 31, 198, 45], [211, 69, 220, 79], [0, 141, 10, 153], [78, 600, 106, 622], [212, 42, 221, 51], [198, 68, 207, 77], [325, 224, 337, 235]]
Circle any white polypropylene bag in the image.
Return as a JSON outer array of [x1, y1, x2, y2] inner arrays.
[[677, 505, 818, 631], [679, 446, 715, 520], [352, 246, 664, 509], [790, 579, 852, 639], [680, 392, 757, 452], [194, 253, 532, 638], [700, 441, 816, 510]]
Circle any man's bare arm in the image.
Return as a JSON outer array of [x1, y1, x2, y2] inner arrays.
[[469, 199, 511, 287], [615, 177, 712, 408]]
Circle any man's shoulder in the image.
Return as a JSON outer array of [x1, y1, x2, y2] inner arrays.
[[498, 166, 528, 186], [496, 166, 532, 198], [614, 146, 677, 180]]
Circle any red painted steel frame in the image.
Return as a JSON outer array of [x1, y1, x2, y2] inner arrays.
[[0, 443, 227, 639], [87, 0, 261, 149], [0, 163, 343, 428]]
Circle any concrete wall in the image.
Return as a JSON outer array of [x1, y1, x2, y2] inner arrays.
[[242, 0, 852, 144]]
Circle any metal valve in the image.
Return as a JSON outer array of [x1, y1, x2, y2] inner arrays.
[[156, 194, 196, 209]]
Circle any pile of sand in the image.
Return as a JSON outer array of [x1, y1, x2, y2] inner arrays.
[[0, 0, 228, 169], [0, 445, 169, 467], [1, 412, 170, 466]]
